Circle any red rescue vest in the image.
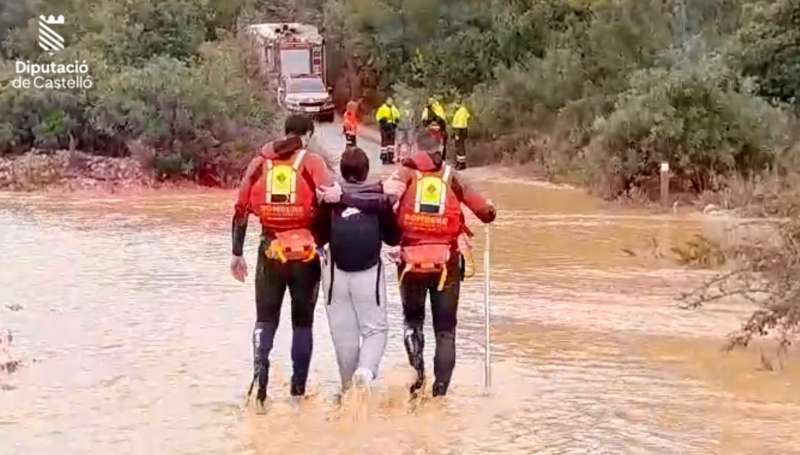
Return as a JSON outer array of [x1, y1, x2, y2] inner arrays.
[[396, 164, 462, 290], [397, 164, 462, 243], [249, 149, 317, 232]]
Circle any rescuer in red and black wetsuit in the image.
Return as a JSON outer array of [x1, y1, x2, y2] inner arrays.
[[230, 115, 335, 409]]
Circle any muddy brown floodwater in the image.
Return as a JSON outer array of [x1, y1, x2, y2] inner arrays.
[[1, 122, 799, 454]]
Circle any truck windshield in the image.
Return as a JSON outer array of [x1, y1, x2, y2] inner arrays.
[[280, 49, 311, 77], [288, 79, 326, 93]]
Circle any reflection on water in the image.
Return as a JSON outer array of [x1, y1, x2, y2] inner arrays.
[[1, 172, 798, 454]]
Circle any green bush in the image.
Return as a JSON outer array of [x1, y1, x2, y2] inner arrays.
[[1, 0, 276, 182], [736, 0, 800, 113], [0, 75, 91, 154], [470, 48, 587, 137], [591, 57, 776, 196], [468, 0, 674, 141], [76, 0, 212, 67], [3, 0, 798, 195]]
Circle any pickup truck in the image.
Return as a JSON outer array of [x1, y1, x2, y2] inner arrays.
[[278, 74, 335, 122]]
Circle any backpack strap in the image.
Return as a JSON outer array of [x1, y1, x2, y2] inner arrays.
[[413, 170, 423, 213], [438, 165, 452, 215], [327, 250, 335, 305], [292, 149, 307, 170], [442, 164, 452, 183], [264, 158, 274, 201], [375, 260, 383, 306]]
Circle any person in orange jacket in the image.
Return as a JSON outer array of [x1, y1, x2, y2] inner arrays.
[[342, 100, 359, 147]]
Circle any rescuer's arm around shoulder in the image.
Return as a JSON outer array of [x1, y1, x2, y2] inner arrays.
[[379, 202, 402, 246], [230, 154, 263, 283], [313, 199, 333, 249], [451, 173, 497, 224]]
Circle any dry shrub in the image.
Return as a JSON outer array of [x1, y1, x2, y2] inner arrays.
[[682, 191, 800, 350], [8, 152, 66, 190], [671, 235, 727, 268]]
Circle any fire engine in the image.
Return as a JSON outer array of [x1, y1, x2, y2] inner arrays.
[[247, 23, 334, 121]]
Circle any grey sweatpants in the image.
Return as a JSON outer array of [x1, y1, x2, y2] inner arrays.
[[322, 258, 389, 391]]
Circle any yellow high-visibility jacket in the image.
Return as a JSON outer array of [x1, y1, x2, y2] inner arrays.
[[376, 104, 400, 124], [452, 106, 471, 129], [421, 102, 447, 125]]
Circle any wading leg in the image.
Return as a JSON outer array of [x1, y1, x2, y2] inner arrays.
[[252, 241, 287, 404], [326, 266, 360, 391], [400, 273, 428, 394], [287, 258, 321, 396], [430, 263, 461, 397]]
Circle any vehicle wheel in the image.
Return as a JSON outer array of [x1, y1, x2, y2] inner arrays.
[[321, 113, 335, 123]]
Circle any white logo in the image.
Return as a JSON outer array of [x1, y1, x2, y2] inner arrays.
[[341, 207, 362, 218], [12, 14, 92, 90], [38, 15, 65, 55]]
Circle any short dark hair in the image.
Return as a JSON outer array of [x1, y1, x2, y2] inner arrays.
[[284, 115, 314, 136], [340, 147, 369, 183]]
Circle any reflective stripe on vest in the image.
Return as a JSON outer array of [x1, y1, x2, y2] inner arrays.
[[265, 150, 307, 204], [413, 165, 452, 215]]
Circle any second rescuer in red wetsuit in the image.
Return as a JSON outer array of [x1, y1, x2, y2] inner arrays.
[[230, 115, 334, 408], [343, 130, 496, 397]]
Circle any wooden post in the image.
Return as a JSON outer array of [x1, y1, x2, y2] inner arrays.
[[660, 161, 670, 209]]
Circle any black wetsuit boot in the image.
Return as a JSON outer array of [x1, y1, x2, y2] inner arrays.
[[432, 330, 456, 397], [386, 145, 395, 164], [454, 128, 467, 170], [252, 321, 277, 404], [403, 325, 425, 394], [290, 326, 313, 396]]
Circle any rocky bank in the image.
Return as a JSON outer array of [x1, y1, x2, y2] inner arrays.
[[0, 150, 153, 191]]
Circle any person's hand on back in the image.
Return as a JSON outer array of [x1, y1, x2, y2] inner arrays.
[[382, 176, 406, 198], [384, 246, 402, 264], [317, 182, 343, 204]]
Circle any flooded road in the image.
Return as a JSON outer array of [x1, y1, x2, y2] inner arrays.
[[1, 122, 799, 454]]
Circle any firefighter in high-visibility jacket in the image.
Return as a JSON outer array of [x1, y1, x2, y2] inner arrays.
[[230, 115, 336, 410], [383, 130, 496, 397], [376, 98, 401, 164], [421, 97, 449, 160], [451, 101, 471, 170]]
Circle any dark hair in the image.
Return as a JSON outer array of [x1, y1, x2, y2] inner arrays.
[[284, 115, 314, 136], [340, 147, 369, 183]]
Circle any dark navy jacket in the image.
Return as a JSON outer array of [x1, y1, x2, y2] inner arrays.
[[317, 182, 400, 272]]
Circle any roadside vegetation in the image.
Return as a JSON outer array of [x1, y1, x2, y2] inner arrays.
[[3, 0, 798, 195], [316, 0, 800, 200], [0, 0, 279, 185]]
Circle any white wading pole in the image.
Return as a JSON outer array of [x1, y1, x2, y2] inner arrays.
[[483, 225, 492, 393]]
